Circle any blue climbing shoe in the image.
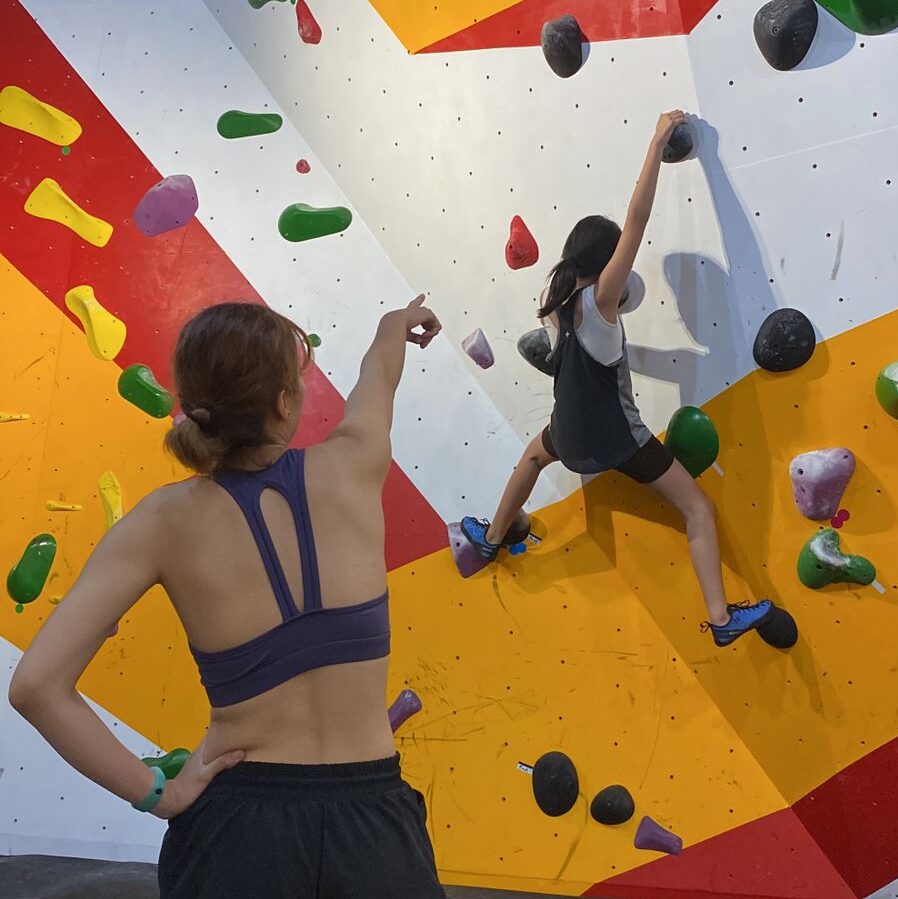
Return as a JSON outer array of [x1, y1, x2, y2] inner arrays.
[[460, 516, 500, 562], [702, 599, 775, 647]]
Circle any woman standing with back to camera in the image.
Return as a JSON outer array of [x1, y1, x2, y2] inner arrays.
[[9, 296, 446, 897]]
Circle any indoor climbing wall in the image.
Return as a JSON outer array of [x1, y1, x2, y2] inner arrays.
[[1, 0, 897, 897]]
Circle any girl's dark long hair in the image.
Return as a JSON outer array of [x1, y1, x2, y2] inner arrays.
[[539, 215, 622, 319]]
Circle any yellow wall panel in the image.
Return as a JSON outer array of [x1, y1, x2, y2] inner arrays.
[[0, 254, 206, 750], [368, 0, 522, 53]]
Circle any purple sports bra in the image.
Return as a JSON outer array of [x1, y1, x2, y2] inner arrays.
[[189, 449, 390, 707]]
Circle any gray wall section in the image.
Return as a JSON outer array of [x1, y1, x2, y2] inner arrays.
[[0, 856, 588, 899]]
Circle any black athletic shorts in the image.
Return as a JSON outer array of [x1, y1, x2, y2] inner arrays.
[[541, 428, 675, 484], [157, 754, 445, 899]]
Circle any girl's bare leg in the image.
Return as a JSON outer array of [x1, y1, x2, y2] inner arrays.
[[485, 434, 557, 545], [644, 460, 729, 625]]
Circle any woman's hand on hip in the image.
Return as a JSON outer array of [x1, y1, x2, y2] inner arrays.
[[152, 738, 245, 820]]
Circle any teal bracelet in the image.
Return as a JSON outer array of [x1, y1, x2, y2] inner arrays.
[[132, 764, 167, 813]]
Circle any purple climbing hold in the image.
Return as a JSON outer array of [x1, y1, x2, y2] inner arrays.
[[448, 521, 489, 579], [789, 448, 855, 521], [634, 815, 683, 855], [462, 328, 495, 369], [388, 688, 422, 733], [133, 174, 199, 237]]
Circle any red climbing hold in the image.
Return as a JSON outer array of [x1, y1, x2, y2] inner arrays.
[[505, 215, 539, 270], [296, 158, 311, 174], [296, 1, 322, 44]]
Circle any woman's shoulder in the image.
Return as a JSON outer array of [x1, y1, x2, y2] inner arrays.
[[137, 476, 214, 519]]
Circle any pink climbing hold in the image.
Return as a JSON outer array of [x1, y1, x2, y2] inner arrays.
[[296, 1, 322, 44], [448, 521, 489, 579], [830, 508, 850, 529], [296, 158, 311, 174], [133, 174, 199, 237], [789, 448, 855, 521], [462, 328, 495, 369], [634, 816, 683, 856], [505, 215, 539, 270]]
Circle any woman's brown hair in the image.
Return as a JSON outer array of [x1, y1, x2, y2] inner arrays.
[[165, 302, 312, 475]]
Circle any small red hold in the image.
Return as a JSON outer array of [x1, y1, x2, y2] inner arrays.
[[506, 215, 539, 270], [830, 508, 850, 528], [296, 158, 311, 174], [296, 1, 322, 44]]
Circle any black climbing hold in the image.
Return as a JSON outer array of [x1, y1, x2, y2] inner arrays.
[[541, 15, 584, 78], [753, 308, 816, 372], [502, 510, 531, 546], [662, 123, 694, 164], [590, 785, 635, 825], [757, 605, 798, 649], [517, 328, 553, 376], [532, 751, 579, 817], [619, 282, 630, 308], [754, 0, 818, 71]]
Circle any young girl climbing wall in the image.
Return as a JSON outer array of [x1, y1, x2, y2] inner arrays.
[[463, 111, 774, 647]]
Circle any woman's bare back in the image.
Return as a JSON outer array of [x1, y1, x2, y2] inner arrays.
[[157, 438, 396, 764]]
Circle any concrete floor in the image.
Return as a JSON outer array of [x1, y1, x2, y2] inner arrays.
[[0, 855, 576, 898]]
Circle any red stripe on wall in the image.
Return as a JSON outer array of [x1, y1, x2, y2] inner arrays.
[[0, 0, 446, 568], [419, 0, 718, 54], [587, 808, 855, 899], [793, 735, 898, 898]]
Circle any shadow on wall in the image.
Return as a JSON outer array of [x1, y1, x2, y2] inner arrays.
[[798, 5, 856, 70]]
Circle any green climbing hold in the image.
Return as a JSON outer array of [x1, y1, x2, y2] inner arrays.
[[875, 361, 898, 419], [247, 0, 288, 9], [308, 333, 322, 348], [7, 534, 57, 607], [663, 406, 720, 478], [797, 528, 875, 589], [815, 0, 898, 34], [142, 748, 191, 780], [118, 364, 174, 419], [216, 110, 283, 139], [61, 145, 71, 156], [278, 203, 352, 242]]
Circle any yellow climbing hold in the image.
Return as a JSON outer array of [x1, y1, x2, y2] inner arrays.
[[48, 596, 63, 605], [65, 285, 127, 361], [0, 85, 82, 146], [46, 500, 83, 512], [25, 178, 113, 248], [98, 471, 124, 529], [0, 412, 30, 423]]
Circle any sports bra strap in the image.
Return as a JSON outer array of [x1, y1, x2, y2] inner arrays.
[[212, 449, 322, 621]]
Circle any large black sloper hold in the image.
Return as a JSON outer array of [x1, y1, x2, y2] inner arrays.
[[532, 751, 579, 817], [753, 308, 816, 372], [757, 605, 799, 649], [541, 15, 584, 78], [754, 0, 818, 71]]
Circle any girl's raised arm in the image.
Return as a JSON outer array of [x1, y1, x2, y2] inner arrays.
[[594, 110, 687, 319]]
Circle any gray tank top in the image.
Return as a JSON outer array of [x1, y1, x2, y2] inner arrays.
[[547, 291, 652, 474]]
